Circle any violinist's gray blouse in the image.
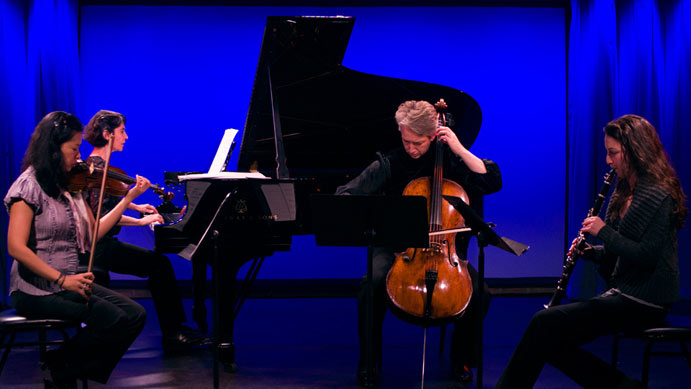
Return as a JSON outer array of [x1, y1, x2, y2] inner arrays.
[[4, 167, 86, 296]]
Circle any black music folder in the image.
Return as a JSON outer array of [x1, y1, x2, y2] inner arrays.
[[442, 195, 528, 255], [309, 194, 429, 249]]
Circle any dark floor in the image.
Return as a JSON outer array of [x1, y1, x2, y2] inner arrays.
[[2, 295, 690, 388]]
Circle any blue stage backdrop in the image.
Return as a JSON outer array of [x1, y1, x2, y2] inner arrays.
[[77, 5, 566, 281]]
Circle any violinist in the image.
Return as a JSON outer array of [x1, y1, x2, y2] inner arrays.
[[335, 100, 502, 385], [82, 110, 207, 352], [6, 111, 147, 387]]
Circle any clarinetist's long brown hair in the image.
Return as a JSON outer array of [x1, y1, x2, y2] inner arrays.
[[604, 114, 687, 228]]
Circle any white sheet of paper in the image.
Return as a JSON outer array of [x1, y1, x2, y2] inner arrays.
[[208, 128, 238, 174], [178, 171, 267, 181]]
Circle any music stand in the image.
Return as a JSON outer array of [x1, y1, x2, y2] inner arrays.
[[442, 195, 529, 389], [310, 194, 429, 387]]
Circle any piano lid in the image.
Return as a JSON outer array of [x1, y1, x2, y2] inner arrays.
[[237, 16, 482, 178]]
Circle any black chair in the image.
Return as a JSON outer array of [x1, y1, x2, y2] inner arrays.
[[0, 308, 85, 384], [611, 314, 691, 388]]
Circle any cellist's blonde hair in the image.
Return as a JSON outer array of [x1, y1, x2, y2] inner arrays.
[[395, 100, 437, 136]]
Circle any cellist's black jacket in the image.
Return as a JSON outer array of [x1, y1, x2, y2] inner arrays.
[[336, 142, 502, 220]]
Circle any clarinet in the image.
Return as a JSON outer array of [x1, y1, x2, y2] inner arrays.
[[544, 169, 616, 308]]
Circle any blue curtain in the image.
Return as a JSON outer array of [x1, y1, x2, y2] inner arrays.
[[567, 0, 691, 300], [0, 0, 79, 305]]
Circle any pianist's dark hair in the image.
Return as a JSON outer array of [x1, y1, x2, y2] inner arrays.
[[22, 111, 83, 198], [84, 110, 126, 148]]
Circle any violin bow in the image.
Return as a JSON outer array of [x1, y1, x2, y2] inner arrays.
[[87, 136, 114, 274]]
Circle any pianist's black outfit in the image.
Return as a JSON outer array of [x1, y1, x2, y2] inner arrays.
[[83, 155, 204, 351], [335, 142, 502, 382]]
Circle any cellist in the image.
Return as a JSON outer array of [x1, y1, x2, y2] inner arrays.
[[335, 100, 502, 386]]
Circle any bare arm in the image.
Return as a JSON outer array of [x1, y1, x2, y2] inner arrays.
[[128, 202, 158, 214], [121, 200, 163, 226], [436, 126, 487, 173], [87, 175, 151, 239], [118, 214, 164, 227]]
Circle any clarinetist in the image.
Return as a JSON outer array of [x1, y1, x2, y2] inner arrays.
[[496, 114, 687, 389]]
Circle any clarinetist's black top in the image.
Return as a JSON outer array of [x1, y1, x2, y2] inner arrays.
[[596, 177, 680, 306]]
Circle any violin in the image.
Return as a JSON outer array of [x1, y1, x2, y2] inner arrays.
[[68, 160, 173, 201], [385, 99, 473, 325]]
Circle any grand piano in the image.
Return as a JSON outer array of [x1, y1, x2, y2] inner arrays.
[[154, 15, 482, 376]]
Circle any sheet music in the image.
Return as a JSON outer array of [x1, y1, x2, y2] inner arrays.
[[177, 128, 268, 181], [178, 171, 268, 181], [208, 128, 238, 174], [170, 181, 211, 232], [260, 182, 296, 221]]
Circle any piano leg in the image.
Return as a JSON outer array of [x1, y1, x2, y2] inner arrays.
[[192, 256, 209, 333], [192, 244, 266, 374], [219, 256, 265, 371], [217, 258, 240, 372], [218, 343, 237, 372], [191, 246, 238, 372]]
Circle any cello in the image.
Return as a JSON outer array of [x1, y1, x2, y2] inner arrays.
[[385, 99, 473, 325]]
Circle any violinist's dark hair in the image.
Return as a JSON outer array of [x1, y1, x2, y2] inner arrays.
[[605, 114, 687, 228], [84, 110, 126, 148], [21, 111, 83, 198]]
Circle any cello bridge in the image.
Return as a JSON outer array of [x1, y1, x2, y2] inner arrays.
[[426, 242, 443, 254]]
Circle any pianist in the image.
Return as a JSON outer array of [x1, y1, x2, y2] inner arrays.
[[82, 110, 207, 352], [335, 100, 502, 385]]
